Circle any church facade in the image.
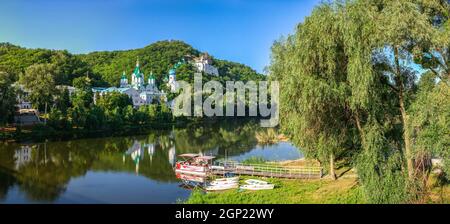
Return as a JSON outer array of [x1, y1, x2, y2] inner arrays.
[[193, 53, 219, 76], [91, 54, 219, 108], [92, 60, 168, 107]]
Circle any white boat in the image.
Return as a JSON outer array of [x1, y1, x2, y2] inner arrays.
[[240, 179, 274, 190], [205, 183, 239, 191], [240, 184, 274, 190], [209, 180, 239, 186], [211, 165, 225, 170], [214, 177, 239, 183], [245, 179, 268, 185]]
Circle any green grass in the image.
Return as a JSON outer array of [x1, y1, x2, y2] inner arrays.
[[255, 128, 279, 144], [184, 161, 448, 204], [241, 156, 267, 165], [184, 177, 366, 204]]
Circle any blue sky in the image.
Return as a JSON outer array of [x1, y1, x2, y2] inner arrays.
[[0, 0, 320, 73]]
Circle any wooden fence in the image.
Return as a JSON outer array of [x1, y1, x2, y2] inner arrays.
[[211, 161, 323, 179]]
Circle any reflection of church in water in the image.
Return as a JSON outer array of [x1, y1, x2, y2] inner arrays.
[[14, 145, 33, 170], [122, 138, 176, 174]]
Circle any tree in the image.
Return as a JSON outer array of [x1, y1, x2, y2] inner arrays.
[[158, 103, 172, 122], [414, 0, 449, 82], [68, 105, 88, 128], [134, 106, 150, 125], [76, 40, 263, 87], [0, 43, 98, 85], [96, 92, 132, 111], [1, 40, 263, 90], [349, 0, 449, 201], [269, 3, 361, 180], [369, 0, 436, 180], [48, 109, 71, 130], [0, 71, 17, 125], [85, 105, 106, 130], [269, 0, 449, 202], [123, 105, 135, 123], [54, 88, 71, 114], [71, 76, 93, 108], [408, 72, 450, 180], [144, 104, 158, 120], [19, 63, 57, 112], [410, 0, 449, 181], [50, 50, 92, 85]]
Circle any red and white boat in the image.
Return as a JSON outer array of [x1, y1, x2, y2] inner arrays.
[[176, 173, 206, 183], [174, 154, 216, 177]]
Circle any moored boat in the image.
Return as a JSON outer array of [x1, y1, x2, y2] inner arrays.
[[240, 184, 274, 190], [174, 154, 216, 176], [209, 179, 239, 186], [214, 176, 239, 183], [205, 182, 239, 191], [240, 179, 274, 190], [211, 165, 225, 170], [244, 179, 268, 185]]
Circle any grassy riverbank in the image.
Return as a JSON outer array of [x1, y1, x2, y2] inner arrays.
[[185, 160, 450, 204], [186, 160, 366, 204], [185, 175, 450, 204], [186, 177, 366, 204]]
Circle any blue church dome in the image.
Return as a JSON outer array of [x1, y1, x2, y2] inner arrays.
[[169, 68, 176, 76]]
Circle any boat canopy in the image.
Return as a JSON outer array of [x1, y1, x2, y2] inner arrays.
[[196, 156, 216, 161], [178, 153, 200, 158]]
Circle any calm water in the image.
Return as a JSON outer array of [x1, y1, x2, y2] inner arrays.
[[0, 121, 302, 204]]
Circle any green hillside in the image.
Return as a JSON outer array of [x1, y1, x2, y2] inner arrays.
[[0, 40, 264, 89]]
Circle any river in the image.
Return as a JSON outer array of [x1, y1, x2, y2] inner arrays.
[[0, 121, 302, 203]]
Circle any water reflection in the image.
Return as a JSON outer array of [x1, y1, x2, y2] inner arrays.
[[0, 120, 302, 203], [14, 146, 33, 170]]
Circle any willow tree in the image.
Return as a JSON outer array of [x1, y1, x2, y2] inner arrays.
[[408, 72, 449, 184], [408, 0, 450, 182], [340, 0, 449, 201], [270, 0, 448, 202], [366, 0, 438, 180], [270, 4, 360, 179]]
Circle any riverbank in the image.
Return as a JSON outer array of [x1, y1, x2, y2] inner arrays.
[[185, 176, 365, 204], [184, 160, 450, 204], [185, 176, 449, 204], [1, 117, 257, 143], [255, 128, 289, 144], [186, 159, 365, 204], [1, 121, 181, 143]]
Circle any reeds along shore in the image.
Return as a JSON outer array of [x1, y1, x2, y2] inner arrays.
[[255, 128, 289, 144]]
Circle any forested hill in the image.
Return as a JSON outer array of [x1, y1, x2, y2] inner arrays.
[[0, 40, 264, 88]]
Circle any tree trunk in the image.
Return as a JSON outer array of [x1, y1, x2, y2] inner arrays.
[[354, 110, 366, 149], [330, 153, 337, 180], [399, 91, 414, 179], [44, 102, 47, 125], [394, 46, 414, 180]]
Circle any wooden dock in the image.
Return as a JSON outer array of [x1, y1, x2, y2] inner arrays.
[[211, 161, 323, 179]]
